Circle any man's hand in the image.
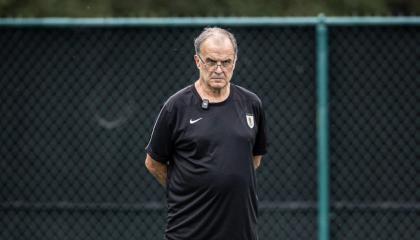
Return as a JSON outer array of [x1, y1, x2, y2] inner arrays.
[[145, 154, 168, 187], [253, 155, 263, 170]]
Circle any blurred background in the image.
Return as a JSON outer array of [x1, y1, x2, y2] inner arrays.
[[0, 1, 419, 240], [0, 0, 419, 17]]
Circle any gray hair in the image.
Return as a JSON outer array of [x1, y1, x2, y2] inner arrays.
[[194, 27, 238, 58]]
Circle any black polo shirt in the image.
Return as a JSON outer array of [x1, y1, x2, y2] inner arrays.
[[146, 83, 267, 240]]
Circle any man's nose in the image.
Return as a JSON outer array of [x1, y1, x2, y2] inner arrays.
[[214, 65, 223, 73]]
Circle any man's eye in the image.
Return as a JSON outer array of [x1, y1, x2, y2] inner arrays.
[[222, 60, 232, 66], [207, 60, 217, 66]]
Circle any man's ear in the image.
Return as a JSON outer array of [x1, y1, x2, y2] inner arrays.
[[194, 55, 201, 69], [231, 57, 237, 71]]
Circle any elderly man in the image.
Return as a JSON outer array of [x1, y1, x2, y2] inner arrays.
[[145, 27, 267, 240]]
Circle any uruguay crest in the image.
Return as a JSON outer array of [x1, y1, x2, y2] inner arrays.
[[246, 114, 254, 129]]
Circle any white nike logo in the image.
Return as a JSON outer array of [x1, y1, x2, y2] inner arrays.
[[189, 118, 203, 124]]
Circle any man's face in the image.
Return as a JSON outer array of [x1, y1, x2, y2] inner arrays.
[[194, 36, 236, 90]]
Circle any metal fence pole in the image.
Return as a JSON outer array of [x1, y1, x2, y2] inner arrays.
[[316, 14, 330, 240]]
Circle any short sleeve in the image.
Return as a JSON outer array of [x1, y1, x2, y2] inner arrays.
[[253, 100, 267, 156], [145, 104, 174, 164]]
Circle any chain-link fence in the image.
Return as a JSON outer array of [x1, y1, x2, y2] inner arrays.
[[0, 19, 418, 240], [329, 26, 419, 240]]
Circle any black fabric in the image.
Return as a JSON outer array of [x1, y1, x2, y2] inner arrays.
[[146, 83, 267, 240]]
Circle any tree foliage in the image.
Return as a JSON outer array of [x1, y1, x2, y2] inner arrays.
[[0, 0, 419, 17]]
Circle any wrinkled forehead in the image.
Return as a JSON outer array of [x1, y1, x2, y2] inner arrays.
[[200, 35, 235, 58]]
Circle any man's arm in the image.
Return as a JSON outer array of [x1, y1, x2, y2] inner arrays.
[[145, 154, 167, 187], [253, 155, 263, 170]]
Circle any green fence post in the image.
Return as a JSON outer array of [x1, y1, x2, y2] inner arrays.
[[316, 13, 330, 240]]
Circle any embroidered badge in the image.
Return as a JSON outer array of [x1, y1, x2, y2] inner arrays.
[[246, 114, 255, 129]]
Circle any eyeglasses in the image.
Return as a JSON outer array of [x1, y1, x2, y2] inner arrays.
[[197, 55, 234, 70]]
